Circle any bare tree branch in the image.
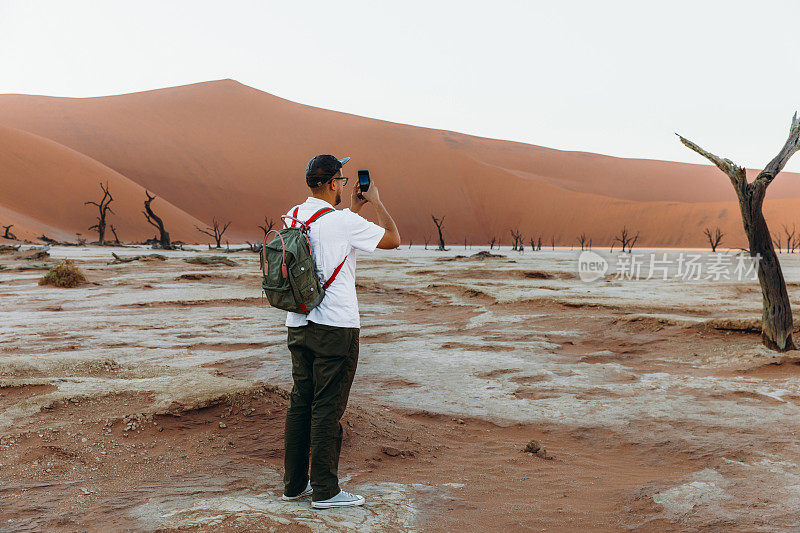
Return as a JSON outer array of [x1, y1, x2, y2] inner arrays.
[[143, 191, 172, 249], [704, 226, 724, 252], [196, 218, 231, 248], [676, 134, 748, 195], [755, 112, 800, 186], [782, 223, 798, 253], [431, 215, 446, 251], [258, 217, 275, 238], [110, 224, 121, 244], [613, 227, 639, 253], [2, 224, 17, 240], [510, 228, 523, 251], [676, 134, 741, 178], [85, 181, 114, 245]]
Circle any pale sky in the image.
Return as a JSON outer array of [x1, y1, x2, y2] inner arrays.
[[1, 0, 798, 171]]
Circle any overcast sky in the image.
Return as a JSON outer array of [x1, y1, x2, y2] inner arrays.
[[1, 0, 798, 171]]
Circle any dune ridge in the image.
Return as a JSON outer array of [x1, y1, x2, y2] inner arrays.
[[0, 79, 798, 247]]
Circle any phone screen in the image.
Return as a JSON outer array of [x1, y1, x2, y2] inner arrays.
[[358, 170, 370, 192]]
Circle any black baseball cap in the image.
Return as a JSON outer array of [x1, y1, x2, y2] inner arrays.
[[305, 154, 350, 187]]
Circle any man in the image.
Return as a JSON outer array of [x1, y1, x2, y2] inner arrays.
[[280, 154, 400, 509]]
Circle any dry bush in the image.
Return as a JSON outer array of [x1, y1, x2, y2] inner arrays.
[[182, 256, 238, 267], [38, 260, 87, 288]]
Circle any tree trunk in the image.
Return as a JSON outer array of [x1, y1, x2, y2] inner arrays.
[[110, 225, 121, 245], [86, 182, 114, 246], [431, 215, 446, 251], [144, 192, 172, 249], [740, 189, 795, 351]]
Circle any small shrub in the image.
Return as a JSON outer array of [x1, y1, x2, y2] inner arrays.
[[39, 259, 87, 288], [182, 256, 238, 267]]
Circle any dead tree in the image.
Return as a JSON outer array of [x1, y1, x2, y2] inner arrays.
[[85, 182, 114, 245], [783, 224, 797, 253], [678, 113, 800, 351], [489, 236, 497, 250], [613, 228, 627, 252], [2, 224, 17, 240], [551, 235, 555, 250], [510, 229, 524, 251], [258, 217, 275, 238], [196, 218, 231, 248], [464, 237, 468, 250], [431, 215, 446, 251], [704, 227, 724, 252], [110, 224, 121, 245], [613, 227, 639, 253], [773, 232, 782, 253], [143, 191, 172, 249], [526, 235, 542, 251], [424, 234, 430, 250], [248, 217, 276, 253], [578, 233, 590, 251]]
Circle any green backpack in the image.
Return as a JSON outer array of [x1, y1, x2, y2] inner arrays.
[[260, 206, 347, 314]]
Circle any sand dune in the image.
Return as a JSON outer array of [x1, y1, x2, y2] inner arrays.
[[0, 80, 798, 247], [0, 125, 206, 242]]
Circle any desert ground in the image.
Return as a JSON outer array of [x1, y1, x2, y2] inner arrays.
[[2, 244, 800, 531]]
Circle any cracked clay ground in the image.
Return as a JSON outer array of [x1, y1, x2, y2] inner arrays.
[[1, 245, 800, 531]]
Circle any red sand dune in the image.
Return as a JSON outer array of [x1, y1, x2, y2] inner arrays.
[[0, 79, 798, 247], [0, 124, 206, 242]]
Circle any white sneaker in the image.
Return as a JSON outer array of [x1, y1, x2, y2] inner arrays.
[[311, 489, 365, 509], [281, 481, 312, 501]]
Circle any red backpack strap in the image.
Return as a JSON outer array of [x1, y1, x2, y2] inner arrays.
[[304, 207, 334, 226], [322, 256, 348, 289], [305, 207, 343, 288], [282, 206, 341, 289]]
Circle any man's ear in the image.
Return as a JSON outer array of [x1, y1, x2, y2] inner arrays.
[[330, 175, 341, 191]]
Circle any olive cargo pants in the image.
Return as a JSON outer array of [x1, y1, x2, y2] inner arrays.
[[284, 321, 359, 501]]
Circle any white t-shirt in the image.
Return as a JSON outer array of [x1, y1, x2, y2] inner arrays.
[[284, 197, 385, 329]]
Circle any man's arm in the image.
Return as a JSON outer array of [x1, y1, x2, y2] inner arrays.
[[350, 181, 400, 249]]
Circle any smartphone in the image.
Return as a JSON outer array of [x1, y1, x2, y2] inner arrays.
[[358, 170, 370, 193]]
